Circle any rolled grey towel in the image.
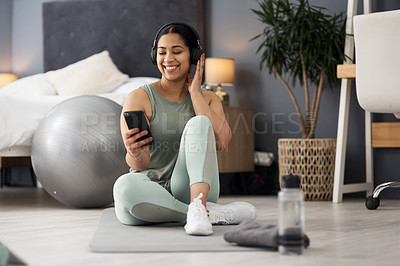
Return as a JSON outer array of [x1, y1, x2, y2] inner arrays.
[[223, 221, 310, 250]]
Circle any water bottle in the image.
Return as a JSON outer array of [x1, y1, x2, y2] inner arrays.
[[278, 174, 305, 255]]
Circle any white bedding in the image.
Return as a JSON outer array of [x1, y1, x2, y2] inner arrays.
[[0, 76, 159, 152]]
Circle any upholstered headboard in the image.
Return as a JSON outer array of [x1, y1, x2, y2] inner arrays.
[[42, 0, 204, 78]]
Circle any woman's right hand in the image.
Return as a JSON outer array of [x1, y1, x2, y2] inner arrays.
[[123, 128, 153, 159]]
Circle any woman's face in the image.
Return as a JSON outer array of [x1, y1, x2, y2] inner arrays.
[[156, 33, 191, 82]]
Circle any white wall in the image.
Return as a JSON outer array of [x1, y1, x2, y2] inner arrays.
[[0, 0, 13, 73], [11, 0, 50, 77]]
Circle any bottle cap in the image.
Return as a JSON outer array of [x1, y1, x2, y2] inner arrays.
[[281, 174, 300, 188]]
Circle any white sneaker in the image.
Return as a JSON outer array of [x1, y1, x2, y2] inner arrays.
[[184, 193, 213, 236], [207, 201, 257, 225]]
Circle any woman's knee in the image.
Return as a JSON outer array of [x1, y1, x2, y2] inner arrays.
[[186, 115, 212, 129], [185, 115, 219, 151], [113, 173, 149, 201], [113, 173, 132, 196], [182, 115, 215, 141]]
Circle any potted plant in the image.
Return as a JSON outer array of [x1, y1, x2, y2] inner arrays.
[[251, 0, 347, 200]]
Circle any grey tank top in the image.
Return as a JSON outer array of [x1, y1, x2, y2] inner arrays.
[[130, 83, 195, 191]]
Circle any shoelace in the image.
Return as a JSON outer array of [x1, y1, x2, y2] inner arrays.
[[209, 208, 235, 225], [190, 193, 207, 218], [191, 205, 207, 218]]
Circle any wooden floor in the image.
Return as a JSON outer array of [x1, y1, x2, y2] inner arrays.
[[1, 187, 400, 266]]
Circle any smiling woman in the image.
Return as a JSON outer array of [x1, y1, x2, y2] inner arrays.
[[156, 33, 191, 87], [113, 22, 256, 237]]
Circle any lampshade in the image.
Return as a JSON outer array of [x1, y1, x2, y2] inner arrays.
[[205, 58, 235, 86], [0, 73, 18, 88]]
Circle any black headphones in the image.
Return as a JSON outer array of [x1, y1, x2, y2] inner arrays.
[[150, 22, 203, 65]]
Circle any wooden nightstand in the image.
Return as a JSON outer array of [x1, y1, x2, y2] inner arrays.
[[217, 106, 254, 173]]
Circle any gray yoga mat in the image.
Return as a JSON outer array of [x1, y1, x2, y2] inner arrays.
[[89, 208, 262, 253]]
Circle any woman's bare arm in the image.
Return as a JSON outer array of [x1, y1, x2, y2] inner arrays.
[[121, 89, 153, 170], [188, 54, 232, 150]]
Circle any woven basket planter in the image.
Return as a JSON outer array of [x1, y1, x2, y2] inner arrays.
[[278, 138, 336, 201]]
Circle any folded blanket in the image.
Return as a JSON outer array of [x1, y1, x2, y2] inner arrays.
[[223, 221, 310, 250]]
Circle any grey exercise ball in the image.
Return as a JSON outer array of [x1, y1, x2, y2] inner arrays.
[[32, 95, 127, 208]]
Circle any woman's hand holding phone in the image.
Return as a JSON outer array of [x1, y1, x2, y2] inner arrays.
[[123, 128, 152, 159], [123, 111, 153, 159]]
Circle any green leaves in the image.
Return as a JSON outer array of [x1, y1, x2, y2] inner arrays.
[[251, 0, 346, 88], [251, 0, 347, 138]]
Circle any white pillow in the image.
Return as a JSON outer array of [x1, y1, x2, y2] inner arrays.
[[113, 77, 160, 94], [45, 50, 129, 96], [0, 73, 57, 96]]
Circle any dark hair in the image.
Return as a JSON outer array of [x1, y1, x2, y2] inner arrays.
[[156, 24, 198, 52]]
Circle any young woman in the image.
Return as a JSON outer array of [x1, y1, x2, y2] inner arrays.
[[113, 22, 256, 236]]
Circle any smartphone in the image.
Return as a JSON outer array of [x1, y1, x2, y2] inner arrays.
[[123, 110, 154, 145]]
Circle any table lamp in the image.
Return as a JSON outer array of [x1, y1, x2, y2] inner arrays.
[[0, 73, 18, 88], [205, 58, 235, 106]]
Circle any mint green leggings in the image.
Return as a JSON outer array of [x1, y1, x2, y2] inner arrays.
[[113, 115, 220, 225]]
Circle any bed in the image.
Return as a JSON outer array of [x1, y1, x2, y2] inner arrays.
[[0, 0, 205, 158]]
